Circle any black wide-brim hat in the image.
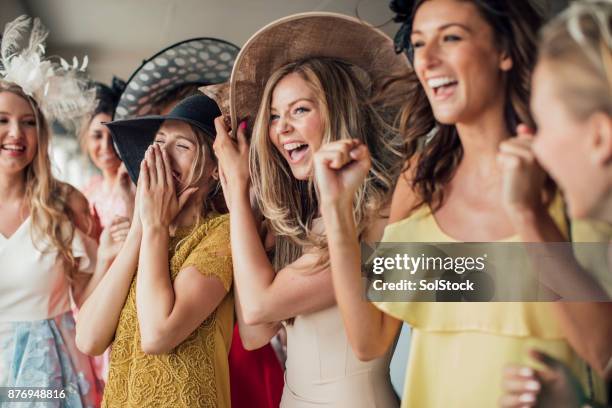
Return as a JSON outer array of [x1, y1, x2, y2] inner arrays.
[[114, 37, 239, 120], [106, 94, 221, 183]]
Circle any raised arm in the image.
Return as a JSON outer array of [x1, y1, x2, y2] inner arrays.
[[313, 139, 403, 361]]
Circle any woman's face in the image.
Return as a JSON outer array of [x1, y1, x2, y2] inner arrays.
[[410, 0, 512, 124], [531, 61, 611, 219], [153, 119, 214, 192], [0, 91, 38, 176], [269, 72, 324, 181], [86, 112, 122, 173]]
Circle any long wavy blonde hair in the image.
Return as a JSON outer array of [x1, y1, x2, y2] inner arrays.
[[0, 80, 78, 278], [249, 58, 405, 270]]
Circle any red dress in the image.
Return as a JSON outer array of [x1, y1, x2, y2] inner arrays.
[[229, 324, 284, 408]]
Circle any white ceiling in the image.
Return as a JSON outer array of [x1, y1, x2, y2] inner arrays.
[[1, 0, 399, 82]]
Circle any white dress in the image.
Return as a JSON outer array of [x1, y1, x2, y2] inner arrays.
[[0, 217, 102, 407], [281, 305, 399, 407]]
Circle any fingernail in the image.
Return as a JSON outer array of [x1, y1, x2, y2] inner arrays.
[[240, 121, 247, 130], [525, 381, 540, 391], [519, 367, 534, 377], [518, 393, 535, 403]]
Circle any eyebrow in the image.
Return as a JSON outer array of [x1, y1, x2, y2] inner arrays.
[[271, 97, 315, 112], [412, 23, 472, 35], [0, 111, 35, 117], [155, 132, 195, 143]]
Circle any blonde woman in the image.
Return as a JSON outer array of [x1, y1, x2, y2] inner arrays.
[[0, 79, 112, 406], [500, 1, 612, 406], [76, 94, 234, 407], [213, 13, 409, 407]]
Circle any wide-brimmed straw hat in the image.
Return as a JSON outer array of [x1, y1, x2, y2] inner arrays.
[[228, 12, 410, 134], [114, 37, 239, 120], [106, 93, 220, 183]]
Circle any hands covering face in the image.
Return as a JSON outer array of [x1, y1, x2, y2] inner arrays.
[[136, 144, 197, 229]]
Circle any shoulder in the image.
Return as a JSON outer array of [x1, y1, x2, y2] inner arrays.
[[63, 183, 97, 238]]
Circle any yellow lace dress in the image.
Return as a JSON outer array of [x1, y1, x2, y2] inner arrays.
[[102, 213, 234, 408]]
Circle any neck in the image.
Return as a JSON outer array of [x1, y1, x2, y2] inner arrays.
[[454, 105, 512, 177], [591, 186, 612, 225], [0, 171, 26, 203], [171, 187, 209, 229], [101, 167, 119, 190]]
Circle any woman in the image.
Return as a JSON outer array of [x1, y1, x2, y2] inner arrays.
[[0, 82, 108, 406], [500, 1, 612, 406], [213, 13, 408, 407], [76, 94, 234, 408], [313, 0, 607, 406], [80, 78, 134, 230]]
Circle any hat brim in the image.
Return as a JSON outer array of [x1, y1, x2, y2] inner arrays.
[[229, 12, 410, 135], [106, 116, 215, 184], [114, 37, 239, 120]]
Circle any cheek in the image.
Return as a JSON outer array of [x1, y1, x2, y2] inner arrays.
[[303, 116, 324, 150]]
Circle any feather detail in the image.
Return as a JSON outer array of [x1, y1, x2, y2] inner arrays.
[[1, 15, 31, 64]]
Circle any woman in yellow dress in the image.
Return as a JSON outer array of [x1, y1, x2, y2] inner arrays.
[[76, 94, 234, 407], [313, 0, 607, 406]]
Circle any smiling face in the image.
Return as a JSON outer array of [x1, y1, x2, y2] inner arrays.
[[531, 61, 612, 219], [85, 112, 122, 173], [153, 119, 215, 192], [268, 72, 325, 181], [0, 91, 38, 176], [410, 0, 512, 125]]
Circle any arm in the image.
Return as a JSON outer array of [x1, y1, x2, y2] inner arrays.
[[75, 214, 142, 355], [234, 286, 282, 351], [498, 127, 612, 377], [213, 117, 336, 329], [136, 227, 228, 354], [314, 140, 402, 361]]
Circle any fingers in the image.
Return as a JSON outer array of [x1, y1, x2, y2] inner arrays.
[[214, 116, 230, 144], [144, 145, 157, 187], [160, 146, 173, 190], [153, 144, 166, 187], [500, 365, 540, 408], [237, 120, 249, 152], [316, 139, 363, 169], [516, 124, 535, 140], [139, 157, 150, 192]]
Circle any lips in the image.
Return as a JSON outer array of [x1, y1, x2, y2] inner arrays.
[[283, 142, 309, 164], [427, 76, 459, 100], [1, 143, 26, 157]]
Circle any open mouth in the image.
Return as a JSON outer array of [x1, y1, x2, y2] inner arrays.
[[284, 142, 309, 164], [1, 144, 26, 155], [428, 77, 459, 99]]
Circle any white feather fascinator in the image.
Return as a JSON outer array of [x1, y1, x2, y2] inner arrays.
[[0, 15, 95, 126]]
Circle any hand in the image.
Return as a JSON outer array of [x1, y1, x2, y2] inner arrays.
[[97, 216, 131, 262], [500, 350, 587, 408], [213, 117, 250, 210], [137, 144, 197, 229], [313, 139, 371, 208], [498, 125, 547, 218], [115, 163, 135, 219]]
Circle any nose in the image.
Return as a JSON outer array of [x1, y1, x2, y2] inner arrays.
[[102, 133, 115, 153], [275, 114, 291, 136], [415, 40, 441, 73], [7, 120, 23, 139]]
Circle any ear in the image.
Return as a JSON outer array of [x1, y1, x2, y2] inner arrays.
[[211, 166, 220, 181], [588, 112, 612, 166], [499, 50, 513, 72]]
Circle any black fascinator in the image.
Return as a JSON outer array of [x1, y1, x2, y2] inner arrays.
[[93, 76, 126, 117], [389, 0, 416, 62]]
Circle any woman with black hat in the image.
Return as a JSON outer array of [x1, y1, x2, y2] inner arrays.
[[76, 94, 235, 407]]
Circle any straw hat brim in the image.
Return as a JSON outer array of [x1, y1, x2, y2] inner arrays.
[[228, 12, 410, 134]]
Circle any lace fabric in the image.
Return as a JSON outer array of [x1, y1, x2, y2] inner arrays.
[[102, 213, 234, 408]]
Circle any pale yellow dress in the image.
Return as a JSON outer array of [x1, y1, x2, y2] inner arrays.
[[102, 213, 234, 408], [374, 202, 607, 408]]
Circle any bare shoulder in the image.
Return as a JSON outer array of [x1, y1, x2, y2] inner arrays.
[[63, 183, 96, 237], [389, 154, 421, 224]]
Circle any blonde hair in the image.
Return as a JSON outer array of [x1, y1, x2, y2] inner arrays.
[[249, 58, 405, 270], [0, 80, 78, 278], [539, 0, 612, 119]]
